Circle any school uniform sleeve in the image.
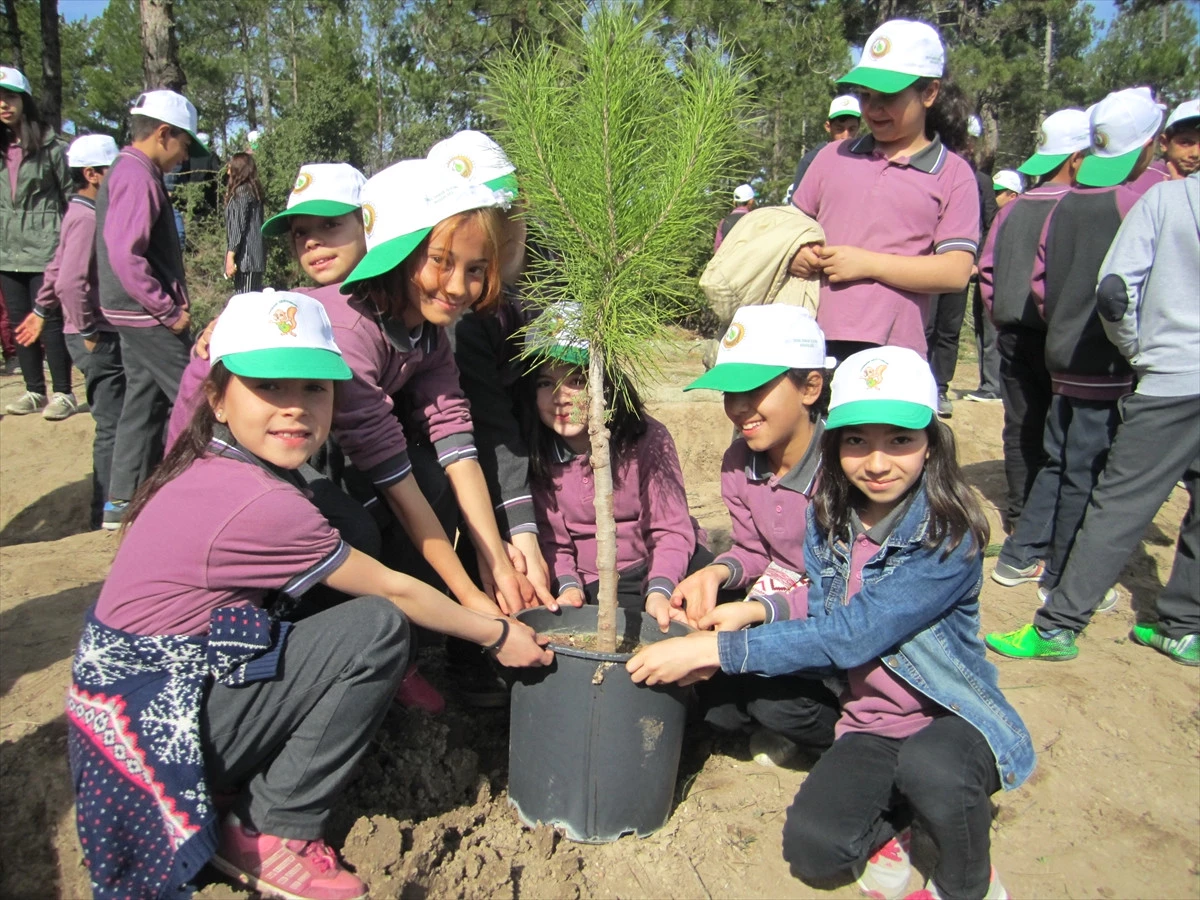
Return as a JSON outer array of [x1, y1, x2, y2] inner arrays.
[[977, 198, 1016, 317], [711, 442, 770, 590], [32, 229, 65, 316], [791, 144, 830, 218], [1095, 186, 1160, 361], [1029, 207, 1055, 319], [932, 159, 981, 256], [41, 205, 99, 335], [533, 475, 583, 595], [402, 329, 477, 469], [638, 419, 697, 600], [205, 485, 350, 598]]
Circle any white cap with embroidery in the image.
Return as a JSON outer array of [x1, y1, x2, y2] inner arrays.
[[826, 346, 938, 430]]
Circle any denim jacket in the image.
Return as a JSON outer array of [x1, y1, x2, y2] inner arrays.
[[717, 487, 1036, 791]]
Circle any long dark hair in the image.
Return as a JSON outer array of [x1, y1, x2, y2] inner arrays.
[[225, 151, 265, 206], [0, 88, 51, 154], [121, 364, 232, 533], [917, 74, 970, 154], [813, 419, 989, 557]]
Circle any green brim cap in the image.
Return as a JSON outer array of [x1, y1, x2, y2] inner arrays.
[[1077, 147, 1141, 188], [221, 347, 352, 381], [1017, 152, 1069, 177], [339, 227, 432, 293], [537, 344, 588, 367], [836, 67, 919, 94], [684, 362, 788, 393], [484, 172, 519, 197], [262, 200, 362, 236], [826, 399, 932, 430]]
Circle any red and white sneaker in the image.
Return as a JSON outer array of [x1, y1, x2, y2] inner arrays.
[[855, 828, 912, 899], [212, 815, 368, 900], [393, 664, 446, 714], [903, 866, 1009, 900]]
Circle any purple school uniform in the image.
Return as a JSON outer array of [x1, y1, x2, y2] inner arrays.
[[96, 436, 348, 636], [712, 421, 824, 621], [792, 134, 980, 355], [33, 195, 111, 336], [534, 417, 697, 600]]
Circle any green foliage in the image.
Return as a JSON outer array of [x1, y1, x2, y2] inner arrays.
[[1088, 1, 1199, 106]]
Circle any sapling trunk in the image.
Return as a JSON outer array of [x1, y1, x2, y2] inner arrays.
[[588, 345, 619, 652]]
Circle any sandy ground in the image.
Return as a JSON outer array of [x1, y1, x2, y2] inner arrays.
[[1, 334, 1197, 900]]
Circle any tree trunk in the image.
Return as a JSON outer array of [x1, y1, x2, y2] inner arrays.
[[289, 5, 298, 106], [588, 346, 618, 653], [1039, 16, 1053, 124], [239, 21, 257, 130], [3, 0, 23, 73], [39, 0, 61, 131], [259, 8, 271, 126], [139, 0, 186, 91]]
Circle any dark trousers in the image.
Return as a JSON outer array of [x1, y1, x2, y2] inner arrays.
[[924, 289, 967, 394], [996, 326, 1051, 528], [783, 716, 1000, 900], [827, 340, 882, 366], [233, 271, 264, 293], [109, 323, 193, 501], [972, 286, 1001, 395], [698, 672, 838, 753], [1038, 393, 1200, 636], [1000, 394, 1120, 587], [0, 270, 73, 395], [0, 284, 15, 358], [65, 333, 126, 528], [202, 597, 409, 839]]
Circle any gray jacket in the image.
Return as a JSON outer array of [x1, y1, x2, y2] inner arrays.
[[1097, 173, 1200, 398]]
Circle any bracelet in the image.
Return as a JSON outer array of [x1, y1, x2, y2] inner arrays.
[[484, 618, 510, 654]]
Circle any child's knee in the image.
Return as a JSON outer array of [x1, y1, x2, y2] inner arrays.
[[349, 596, 411, 673], [781, 803, 856, 882]]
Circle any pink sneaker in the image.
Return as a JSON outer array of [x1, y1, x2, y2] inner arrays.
[[211, 815, 368, 900], [393, 664, 446, 714], [903, 867, 1009, 900], [855, 828, 912, 899]]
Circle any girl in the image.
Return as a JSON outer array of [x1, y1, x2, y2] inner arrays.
[[523, 302, 703, 627], [0, 66, 76, 419], [789, 19, 980, 361], [67, 291, 552, 900], [223, 151, 266, 292], [629, 346, 1033, 900], [672, 305, 841, 766]]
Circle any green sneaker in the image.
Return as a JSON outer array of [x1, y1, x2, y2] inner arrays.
[[985, 623, 1078, 661], [1131, 624, 1199, 667]]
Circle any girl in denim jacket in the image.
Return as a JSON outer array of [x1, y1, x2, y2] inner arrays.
[[629, 346, 1034, 900]]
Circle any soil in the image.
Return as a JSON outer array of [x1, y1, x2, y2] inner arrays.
[[542, 630, 644, 656], [2, 331, 1198, 900]]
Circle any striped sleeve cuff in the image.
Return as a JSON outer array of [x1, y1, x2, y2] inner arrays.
[[934, 238, 979, 255], [645, 576, 675, 601], [367, 451, 413, 488], [495, 494, 537, 539], [555, 574, 583, 595], [281, 539, 351, 598], [712, 555, 744, 588], [435, 432, 478, 468], [749, 592, 789, 624]]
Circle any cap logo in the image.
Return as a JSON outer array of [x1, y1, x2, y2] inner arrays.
[[449, 154, 473, 178], [362, 203, 376, 236], [1092, 128, 1108, 151], [292, 172, 313, 194], [270, 299, 299, 336], [869, 36, 891, 59], [1036, 126, 1047, 149], [859, 359, 888, 390], [722, 322, 746, 349]]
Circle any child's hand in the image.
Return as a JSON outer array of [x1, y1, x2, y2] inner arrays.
[[670, 565, 727, 629], [645, 592, 688, 633], [14, 313, 43, 347], [169, 310, 191, 335], [699, 601, 765, 632], [626, 631, 721, 686], [493, 619, 555, 668], [787, 243, 825, 279], [193, 316, 219, 360], [484, 557, 540, 615], [508, 532, 555, 609], [224, 252, 237, 279], [815, 245, 878, 284], [556, 587, 585, 609]]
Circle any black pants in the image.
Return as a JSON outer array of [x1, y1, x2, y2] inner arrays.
[[996, 326, 1051, 528], [783, 715, 1001, 899], [972, 285, 1000, 395], [0, 270, 73, 395], [924, 289, 967, 394], [233, 271, 263, 294], [65, 333, 126, 528], [698, 672, 838, 753], [827, 340, 882, 366]]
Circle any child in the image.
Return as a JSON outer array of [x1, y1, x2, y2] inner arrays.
[[789, 19, 980, 361], [1160, 98, 1199, 180], [628, 346, 1033, 900], [97, 89, 203, 529], [791, 94, 862, 190], [992, 169, 1023, 208], [986, 87, 1164, 644], [67, 290, 552, 900], [223, 151, 266, 292], [713, 183, 756, 252], [988, 173, 1199, 665], [1, 65, 75, 419], [18, 134, 123, 527], [522, 302, 703, 625], [673, 305, 841, 766]]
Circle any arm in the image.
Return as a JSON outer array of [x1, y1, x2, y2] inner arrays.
[[639, 422, 697, 603], [1096, 189, 1159, 360], [51, 209, 101, 336], [976, 200, 1012, 316], [816, 247, 975, 293], [225, 190, 249, 276], [103, 168, 185, 328]]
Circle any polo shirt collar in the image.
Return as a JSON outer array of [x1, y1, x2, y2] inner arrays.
[[209, 423, 307, 490], [745, 419, 825, 495], [70, 193, 96, 210], [848, 133, 947, 174], [379, 316, 436, 355], [850, 479, 921, 543], [552, 435, 584, 463]]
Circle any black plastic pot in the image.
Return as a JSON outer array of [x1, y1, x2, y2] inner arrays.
[[506, 605, 690, 843]]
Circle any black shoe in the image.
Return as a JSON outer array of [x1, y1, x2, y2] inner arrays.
[[936, 393, 953, 418]]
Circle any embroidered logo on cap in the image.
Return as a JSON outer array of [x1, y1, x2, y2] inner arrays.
[[1092, 129, 1109, 151], [292, 172, 313, 194], [271, 299, 299, 336], [362, 203, 376, 236], [722, 322, 746, 349], [869, 36, 891, 59], [860, 359, 888, 389], [449, 154, 474, 178]]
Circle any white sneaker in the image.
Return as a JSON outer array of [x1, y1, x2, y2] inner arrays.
[[4, 391, 46, 415], [749, 728, 799, 768], [855, 829, 912, 899], [43, 392, 78, 421]]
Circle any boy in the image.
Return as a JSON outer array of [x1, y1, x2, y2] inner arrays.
[[714, 183, 756, 252], [979, 108, 1089, 540], [992, 169, 1023, 208], [96, 90, 202, 530], [791, 95, 862, 190], [18, 134, 123, 528], [1160, 98, 1199, 179], [986, 87, 1167, 661]]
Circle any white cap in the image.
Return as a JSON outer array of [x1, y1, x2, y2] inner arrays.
[[828, 95, 861, 119], [1018, 108, 1092, 176], [261, 163, 368, 236], [685, 306, 835, 393], [1078, 86, 1165, 187], [0, 66, 31, 95], [427, 130, 518, 197], [67, 134, 119, 168], [525, 301, 589, 366], [1165, 98, 1200, 132], [992, 169, 1024, 194], [733, 184, 756, 203], [130, 90, 203, 147], [838, 20, 945, 93], [967, 114, 983, 138], [210, 289, 352, 381], [826, 346, 938, 430], [247, 129, 260, 143]]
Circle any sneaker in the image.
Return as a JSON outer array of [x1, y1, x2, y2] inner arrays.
[[855, 829, 912, 899], [964, 390, 1002, 403], [1038, 585, 1118, 613], [4, 391, 46, 415], [101, 500, 129, 532], [936, 393, 952, 419], [43, 391, 78, 421], [903, 867, 1008, 900], [1131, 623, 1200, 667], [749, 728, 799, 768], [985, 623, 1078, 661], [991, 559, 1045, 587], [393, 664, 446, 714], [212, 814, 368, 900], [1, 357, 19, 376]]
